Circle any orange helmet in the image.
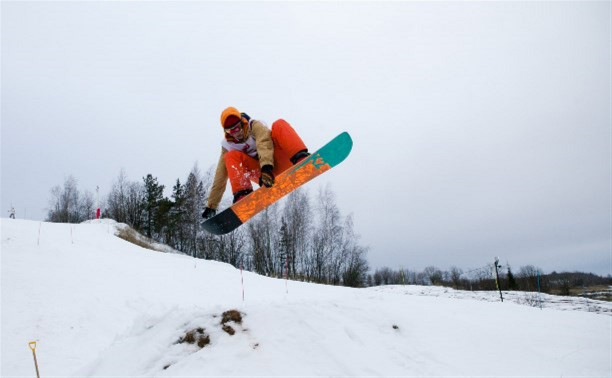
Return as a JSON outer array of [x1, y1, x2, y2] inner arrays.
[[220, 106, 242, 128], [220, 106, 250, 141]]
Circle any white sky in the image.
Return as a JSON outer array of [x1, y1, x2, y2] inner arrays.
[[2, 1, 610, 275]]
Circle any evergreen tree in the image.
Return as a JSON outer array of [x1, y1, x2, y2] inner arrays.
[[278, 218, 291, 278], [142, 174, 164, 238], [507, 265, 518, 290], [155, 197, 174, 244], [170, 179, 186, 250]]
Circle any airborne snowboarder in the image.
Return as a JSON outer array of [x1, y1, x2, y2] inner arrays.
[[200, 107, 352, 235], [201, 106, 310, 220]]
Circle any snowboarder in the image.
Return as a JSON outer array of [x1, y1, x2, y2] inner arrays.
[[8, 207, 15, 219], [202, 107, 310, 220]]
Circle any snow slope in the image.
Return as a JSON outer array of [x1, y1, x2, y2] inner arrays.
[[2, 219, 610, 377]]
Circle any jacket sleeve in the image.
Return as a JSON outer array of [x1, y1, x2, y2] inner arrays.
[[207, 147, 228, 209], [251, 121, 274, 168]]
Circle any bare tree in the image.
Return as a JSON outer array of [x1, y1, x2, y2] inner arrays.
[[183, 164, 207, 257], [341, 215, 369, 287], [47, 176, 84, 223], [450, 266, 463, 289], [106, 169, 146, 230], [518, 265, 544, 292], [124, 181, 144, 229], [79, 190, 95, 220], [247, 203, 280, 276], [281, 188, 312, 278], [373, 267, 395, 285], [310, 184, 343, 283], [424, 266, 443, 286], [107, 169, 129, 223], [225, 228, 247, 268], [106, 168, 127, 223]]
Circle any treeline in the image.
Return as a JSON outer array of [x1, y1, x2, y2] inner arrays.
[[370, 265, 611, 295], [46, 167, 369, 287]]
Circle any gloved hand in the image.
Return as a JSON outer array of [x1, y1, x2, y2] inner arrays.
[[259, 165, 275, 188], [202, 207, 217, 220], [241, 112, 250, 122]]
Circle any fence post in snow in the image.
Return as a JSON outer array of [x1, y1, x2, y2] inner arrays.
[[240, 263, 245, 302], [96, 185, 101, 220], [284, 256, 289, 294], [493, 257, 503, 302], [537, 270, 543, 309]]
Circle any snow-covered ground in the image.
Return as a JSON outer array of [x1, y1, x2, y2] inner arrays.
[[2, 219, 610, 377], [371, 284, 612, 316]]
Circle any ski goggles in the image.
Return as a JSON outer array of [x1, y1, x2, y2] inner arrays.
[[224, 121, 242, 135]]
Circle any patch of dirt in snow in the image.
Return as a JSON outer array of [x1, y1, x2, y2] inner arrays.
[[221, 309, 243, 325], [80, 308, 257, 376], [162, 309, 250, 372], [177, 327, 211, 348]]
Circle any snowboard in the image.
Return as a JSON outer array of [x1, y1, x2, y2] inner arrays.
[[201, 132, 353, 235]]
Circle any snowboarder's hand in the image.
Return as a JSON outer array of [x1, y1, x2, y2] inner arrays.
[[259, 165, 274, 188], [202, 207, 217, 220]]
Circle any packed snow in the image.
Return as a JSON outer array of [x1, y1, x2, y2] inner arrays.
[[2, 219, 610, 377]]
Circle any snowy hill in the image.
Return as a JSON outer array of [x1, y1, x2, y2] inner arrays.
[[2, 219, 610, 377]]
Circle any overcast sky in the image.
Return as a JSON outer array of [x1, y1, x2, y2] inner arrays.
[[2, 1, 610, 275]]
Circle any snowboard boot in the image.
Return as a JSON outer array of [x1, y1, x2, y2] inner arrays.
[[233, 188, 253, 204], [290, 149, 310, 165]]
